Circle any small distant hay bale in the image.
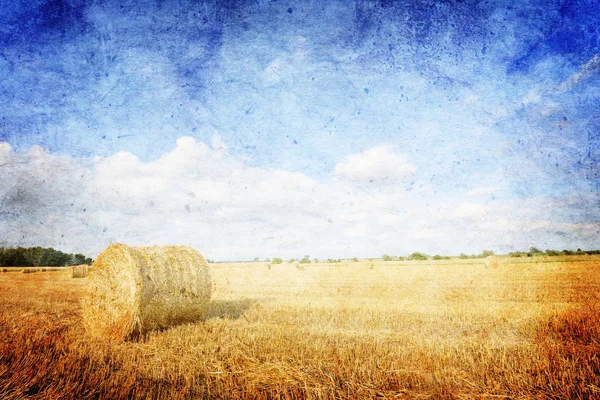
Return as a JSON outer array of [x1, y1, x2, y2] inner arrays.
[[22, 268, 31, 274], [71, 265, 89, 278], [81, 243, 212, 342], [484, 256, 500, 269], [1, 268, 7, 273]]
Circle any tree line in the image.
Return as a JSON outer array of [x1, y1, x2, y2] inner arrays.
[[0, 247, 93, 267], [508, 247, 600, 257], [249, 247, 600, 265]]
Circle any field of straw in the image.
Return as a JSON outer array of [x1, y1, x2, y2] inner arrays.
[[1, 256, 599, 399]]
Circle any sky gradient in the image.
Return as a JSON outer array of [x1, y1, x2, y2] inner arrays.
[[1, 0, 599, 260]]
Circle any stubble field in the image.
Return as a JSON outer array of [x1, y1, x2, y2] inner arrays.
[[1, 256, 599, 399]]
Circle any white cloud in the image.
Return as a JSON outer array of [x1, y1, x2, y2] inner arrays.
[[0, 139, 597, 260], [449, 202, 488, 219], [334, 146, 416, 186], [467, 186, 496, 196]]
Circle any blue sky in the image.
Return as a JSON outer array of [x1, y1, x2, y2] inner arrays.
[[0, 0, 598, 259]]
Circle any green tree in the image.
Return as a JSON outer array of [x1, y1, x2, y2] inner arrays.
[[72, 254, 87, 265], [528, 247, 543, 256], [24, 247, 44, 266], [299, 255, 311, 264], [271, 257, 283, 264], [408, 252, 428, 261], [1, 248, 28, 266], [481, 250, 495, 257], [382, 254, 393, 261]]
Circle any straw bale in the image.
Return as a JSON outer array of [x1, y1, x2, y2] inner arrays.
[[71, 265, 89, 278], [484, 256, 500, 269], [81, 243, 212, 341]]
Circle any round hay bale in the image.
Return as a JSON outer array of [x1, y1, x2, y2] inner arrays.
[[1, 268, 7, 273], [71, 265, 89, 278], [81, 243, 212, 342], [484, 256, 500, 269], [22, 268, 31, 274]]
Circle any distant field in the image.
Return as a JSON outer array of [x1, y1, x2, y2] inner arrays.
[[1, 256, 599, 399]]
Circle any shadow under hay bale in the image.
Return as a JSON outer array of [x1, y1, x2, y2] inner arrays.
[[71, 265, 89, 278], [202, 299, 258, 320], [81, 243, 212, 342]]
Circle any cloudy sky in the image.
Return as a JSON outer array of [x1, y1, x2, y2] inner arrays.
[[0, 0, 599, 260]]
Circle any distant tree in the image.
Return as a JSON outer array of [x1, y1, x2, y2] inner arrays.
[[313, 258, 319, 263], [253, 257, 260, 262], [299, 255, 311, 264], [545, 249, 560, 256], [84, 258, 93, 265], [398, 256, 406, 261], [459, 253, 469, 259], [382, 254, 393, 261], [24, 247, 44, 266], [271, 257, 283, 264], [352, 257, 359, 262], [41, 248, 71, 266], [408, 252, 428, 261], [1, 248, 28, 266], [561, 249, 574, 256], [72, 254, 87, 265], [264, 258, 271, 262], [287, 258, 296, 263], [528, 247, 544, 256], [481, 250, 495, 257]]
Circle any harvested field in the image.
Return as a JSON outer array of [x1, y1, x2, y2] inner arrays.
[[0, 256, 599, 399]]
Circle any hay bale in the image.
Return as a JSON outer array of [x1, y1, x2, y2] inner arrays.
[[71, 265, 89, 278], [484, 256, 500, 269], [1, 268, 7, 273], [22, 268, 31, 274], [81, 243, 212, 342]]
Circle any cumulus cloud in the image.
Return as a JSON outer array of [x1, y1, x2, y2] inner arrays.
[[1, 139, 598, 259], [334, 146, 416, 186]]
